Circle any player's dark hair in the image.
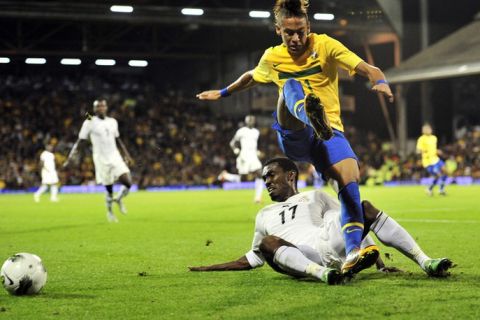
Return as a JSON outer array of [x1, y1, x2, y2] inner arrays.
[[264, 157, 299, 186], [274, 0, 309, 26]]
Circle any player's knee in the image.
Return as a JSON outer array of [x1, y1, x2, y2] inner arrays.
[[259, 236, 283, 260], [362, 200, 380, 221]]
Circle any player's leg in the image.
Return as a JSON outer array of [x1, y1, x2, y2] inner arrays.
[[34, 184, 48, 202], [362, 201, 453, 277], [438, 162, 448, 195], [105, 184, 118, 222], [426, 164, 440, 196], [253, 168, 263, 204], [259, 235, 343, 285], [272, 97, 316, 164], [105, 184, 117, 223], [324, 158, 378, 274], [50, 184, 59, 202], [218, 170, 241, 182], [282, 79, 333, 140], [115, 172, 131, 214]]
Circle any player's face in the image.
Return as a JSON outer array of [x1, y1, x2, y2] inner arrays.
[[95, 101, 108, 117], [276, 16, 310, 57], [422, 124, 432, 135], [262, 163, 296, 202], [245, 116, 255, 128]]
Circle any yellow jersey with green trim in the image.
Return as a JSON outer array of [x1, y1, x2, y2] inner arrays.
[[416, 134, 439, 168], [252, 33, 363, 132]]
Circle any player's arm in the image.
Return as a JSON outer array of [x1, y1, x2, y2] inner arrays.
[[196, 70, 258, 101], [189, 255, 252, 271], [229, 134, 241, 155], [63, 139, 88, 168], [415, 138, 423, 155], [116, 137, 133, 166], [38, 159, 44, 172], [354, 61, 394, 103]]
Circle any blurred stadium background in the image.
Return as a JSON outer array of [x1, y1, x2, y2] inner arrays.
[[0, 0, 479, 190]]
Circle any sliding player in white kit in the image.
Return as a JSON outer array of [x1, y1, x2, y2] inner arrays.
[[190, 158, 453, 284], [64, 99, 133, 223], [34, 144, 59, 202], [218, 115, 264, 203]]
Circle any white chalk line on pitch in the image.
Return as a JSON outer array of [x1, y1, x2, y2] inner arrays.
[[395, 218, 478, 224], [389, 208, 455, 213]]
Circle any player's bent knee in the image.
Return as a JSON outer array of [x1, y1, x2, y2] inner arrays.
[[362, 200, 380, 221], [259, 235, 294, 261]]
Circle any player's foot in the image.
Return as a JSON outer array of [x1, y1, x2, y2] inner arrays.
[[107, 211, 119, 223], [341, 245, 380, 276], [254, 197, 262, 204], [217, 170, 227, 182], [439, 190, 446, 196], [304, 93, 333, 140], [321, 268, 344, 285], [50, 198, 59, 202], [33, 195, 40, 203], [425, 188, 433, 196], [114, 197, 127, 215], [423, 258, 453, 277]]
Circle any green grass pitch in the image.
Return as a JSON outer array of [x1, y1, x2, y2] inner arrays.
[[1, 185, 480, 319]]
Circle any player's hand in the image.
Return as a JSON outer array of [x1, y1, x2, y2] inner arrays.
[[196, 90, 221, 101], [125, 157, 134, 166], [372, 83, 394, 103], [378, 266, 403, 273]]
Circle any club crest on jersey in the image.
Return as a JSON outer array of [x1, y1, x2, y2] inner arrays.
[[311, 51, 318, 60]]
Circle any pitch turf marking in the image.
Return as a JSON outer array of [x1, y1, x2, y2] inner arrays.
[[389, 208, 455, 213], [396, 218, 478, 224]]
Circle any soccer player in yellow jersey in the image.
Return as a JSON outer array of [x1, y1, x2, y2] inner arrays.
[[196, 0, 393, 275], [416, 123, 448, 196]]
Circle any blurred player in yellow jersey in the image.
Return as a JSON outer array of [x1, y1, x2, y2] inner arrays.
[[197, 0, 394, 275], [416, 123, 448, 196]]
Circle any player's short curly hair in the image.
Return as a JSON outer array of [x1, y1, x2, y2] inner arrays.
[[273, 0, 309, 26], [264, 157, 299, 186]]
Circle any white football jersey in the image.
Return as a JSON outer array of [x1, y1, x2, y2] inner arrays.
[[40, 150, 56, 173], [232, 127, 260, 158], [78, 116, 123, 164], [245, 190, 341, 268]]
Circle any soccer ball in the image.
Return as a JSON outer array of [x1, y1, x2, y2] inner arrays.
[[1, 253, 47, 295]]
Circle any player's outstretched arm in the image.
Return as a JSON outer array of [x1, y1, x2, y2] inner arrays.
[[189, 256, 252, 271], [196, 70, 258, 101], [63, 139, 88, 168], [116, 138, 133, 166], [355, 61, 394, 103]]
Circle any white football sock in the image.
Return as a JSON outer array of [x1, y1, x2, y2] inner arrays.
[[254, 178, 263, 202], [106, 194, 113, 213], [273, 246, 330, 282], [115, 185, 130, 201], [223, 172, 241, 183], [34, 185, 48, 198], [50, 185, 59, 201], [371, 211, 430, 268]]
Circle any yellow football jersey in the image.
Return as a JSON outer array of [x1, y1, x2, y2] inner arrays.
[[252, 33, 363, 132], [416, 134, 440, 168]]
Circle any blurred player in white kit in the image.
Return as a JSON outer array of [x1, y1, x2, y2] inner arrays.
[[34, 144, 59, 202], [64, 99, 133, 223], [218, 115, 264, 203]]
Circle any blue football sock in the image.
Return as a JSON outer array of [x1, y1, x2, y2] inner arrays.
[[338, 182, 364, 255], [429, 178, 439, 191], [439, 175, 447, 192], [283, 79, 312, 127]]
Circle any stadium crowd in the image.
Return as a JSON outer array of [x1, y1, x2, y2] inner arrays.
[[0, 74, 281, 189], [1, 74, 479, 190]]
